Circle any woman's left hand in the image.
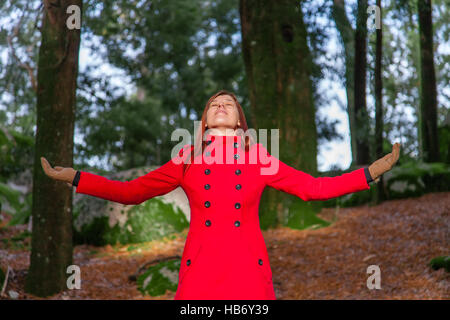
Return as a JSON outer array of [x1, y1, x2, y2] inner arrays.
[[368, 143, 401, 183]]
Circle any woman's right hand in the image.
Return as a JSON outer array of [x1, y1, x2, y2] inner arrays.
[[40, 157, 77, 187]]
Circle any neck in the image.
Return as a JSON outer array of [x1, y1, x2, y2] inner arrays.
[[206, 127, 237, 136]]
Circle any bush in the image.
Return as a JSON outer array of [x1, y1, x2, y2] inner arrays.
[[321, 161, 450, 207], [430, 256, 450, 272], [137, 259, 181, 296], [73, 197, 189, 246]]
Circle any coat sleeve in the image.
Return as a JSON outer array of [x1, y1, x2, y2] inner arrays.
[[75, 144, 192, 205], [258, 144, 371, 201]]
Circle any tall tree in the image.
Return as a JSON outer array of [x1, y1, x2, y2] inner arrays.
[[240, 0, 318, 226], [331, 0, 357, 164], [417, 0, 439, 162], [354, 0, 371, 165], [26, 0, 82, 297], [374, 0, 386, 201]]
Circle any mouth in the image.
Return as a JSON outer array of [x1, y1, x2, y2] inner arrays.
[[216, 110, 227, 115]]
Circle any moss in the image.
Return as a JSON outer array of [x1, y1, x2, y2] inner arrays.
[[137, 259, 181, 296], [430, 256, 450, 272], [285, 199, 331, 230]]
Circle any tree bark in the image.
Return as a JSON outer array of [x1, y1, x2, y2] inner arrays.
[[417, 0, 439, 162], [240, 0, 317, 226], [25, 0, 82, 297], [331, 0, 357, 165], [354, 0, 371, 165]]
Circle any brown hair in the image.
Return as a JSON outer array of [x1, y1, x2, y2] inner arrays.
[[182, 89, 254, 176]]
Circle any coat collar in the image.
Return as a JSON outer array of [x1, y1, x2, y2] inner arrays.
[[205, 133, 242, 148]]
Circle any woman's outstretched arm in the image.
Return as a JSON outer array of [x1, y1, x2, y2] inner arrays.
[[41, 144, 193, 205], [259, 143, 400, 201]]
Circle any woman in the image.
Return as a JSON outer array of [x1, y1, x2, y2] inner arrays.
[[41, 89, 400, 300]]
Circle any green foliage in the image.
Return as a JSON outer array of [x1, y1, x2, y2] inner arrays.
[[73, 197, 189, 246], [1, 0, 448, 177], [438, 123, 450, 163], [322, 187, 373, 208], [76, 0, 249, 171], [386, 161, 450, 199], [72, 215, 110, 246], [0, 182, 21, 212], [8, 193, 32, 226], [0, 129, 34, 182], [137, 259, 181, 297], [0, 181, 32, 225], [259, 190, 330, 230], [0, 128, 33, 224], [430, 256, 450, 272], [321, 161, 450, 207], [285, 200, 331, 230]]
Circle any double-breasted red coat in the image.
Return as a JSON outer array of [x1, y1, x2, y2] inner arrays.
[[75, 133, 371, 300]]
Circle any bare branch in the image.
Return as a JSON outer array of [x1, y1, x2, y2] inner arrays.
[[6, 1, 37, 92]]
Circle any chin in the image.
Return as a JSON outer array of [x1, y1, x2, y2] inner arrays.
[[210, 122, 232, 127]]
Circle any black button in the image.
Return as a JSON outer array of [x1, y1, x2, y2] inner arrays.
[[205, 220, 211, 227], [206, 140, 212, 145], [234, 220, 240, 227], [234, 142, 239, 148], [204, 184, 210, 190], [234, 154, 239, 160], [205, 151, 211, 157], [235, 184, 241, 190], [235, 202, 241, 209], [205, 169, 211, 175], [235, 169, 241, 175], [187, 259, 191, 266], [258, 259, 263, 265], [204, 201, 211, 208]]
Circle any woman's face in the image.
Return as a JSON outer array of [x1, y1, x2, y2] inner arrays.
[[205, 94, 240, 132]]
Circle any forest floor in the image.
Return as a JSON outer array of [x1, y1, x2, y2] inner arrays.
[[0, 191, 448, 300]]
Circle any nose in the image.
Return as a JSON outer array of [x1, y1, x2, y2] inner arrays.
[[215, 103, 227, 113]]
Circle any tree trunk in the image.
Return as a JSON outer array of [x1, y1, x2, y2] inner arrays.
[[374, 0, 386, 202], [417, 0, 439, 162], [331, 0, 357, 165], [354, 0, 371, 165], [240, 0, 317, 226], [25, 0, 82, 297]]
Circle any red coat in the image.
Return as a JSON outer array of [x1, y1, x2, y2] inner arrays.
[[75, 134, 371, 299]]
